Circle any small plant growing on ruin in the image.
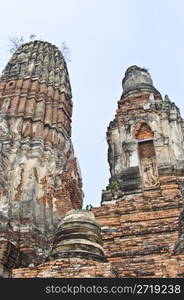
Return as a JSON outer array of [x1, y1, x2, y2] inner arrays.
[[7, 36, 71, 63], [8, 36, 25, 53], [60, 42, 71, 63], [8, 35, 37, 53], [107, 180, 118, 191]]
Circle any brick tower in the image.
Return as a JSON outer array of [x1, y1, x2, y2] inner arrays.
[[0, 41, 83, 265], [102, 65, 184, 204], [93, 66, 184, 277]]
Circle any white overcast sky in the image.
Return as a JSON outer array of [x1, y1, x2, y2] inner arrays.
[[1, 0, 184, 207]]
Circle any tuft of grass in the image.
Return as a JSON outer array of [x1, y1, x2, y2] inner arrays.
[[107, 180, 118, 191]]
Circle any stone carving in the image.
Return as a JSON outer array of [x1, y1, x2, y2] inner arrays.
[[141, 157, 159, 188]]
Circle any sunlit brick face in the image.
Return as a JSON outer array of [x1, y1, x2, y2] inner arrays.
[[0, 41, 83, 264]]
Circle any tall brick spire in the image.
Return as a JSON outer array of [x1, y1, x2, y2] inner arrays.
[[0, 41, 83, 263]]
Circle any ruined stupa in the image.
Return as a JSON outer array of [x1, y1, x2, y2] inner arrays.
[[49, 209, 106, 261], [1, 52, 184, 277], [0, 41, 83, 267]]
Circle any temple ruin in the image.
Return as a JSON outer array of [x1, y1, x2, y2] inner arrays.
[[0, 42, 184, 278]]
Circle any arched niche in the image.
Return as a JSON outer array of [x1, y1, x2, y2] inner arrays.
[[132, 121, 159, 189], [132, 120, 154, 140]]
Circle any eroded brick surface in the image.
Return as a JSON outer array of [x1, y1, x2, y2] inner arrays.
[[93, 66, 184, 277], [3, 64, 184, 278], [0, 241, 29, 277], [0, 41, 83, 264], [12, 258, 114, 278]]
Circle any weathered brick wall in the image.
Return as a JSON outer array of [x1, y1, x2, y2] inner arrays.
[[0, 241, 29, 277], [93, 178, 184, 277], [12, 178, 184, 278], [12, 258, 114, 278], [110, 254, 184, 278]]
